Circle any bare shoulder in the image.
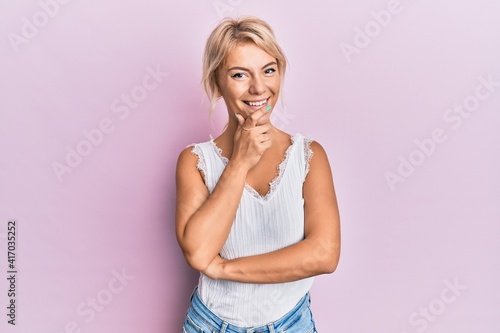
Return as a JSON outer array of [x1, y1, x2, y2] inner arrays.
[[175, 145, 208, 212], [302, 139, 334, 195], [307, 139, 332, 170], [309, 140, 326, 155], [177, 146, 197, 167], [176, 145, 202, 180]]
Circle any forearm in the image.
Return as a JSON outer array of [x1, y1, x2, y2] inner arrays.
[[218, 237, 340, 284], [180, 160, 247, 270]]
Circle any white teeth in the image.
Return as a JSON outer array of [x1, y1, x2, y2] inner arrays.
[[247, 100, 266, 107]]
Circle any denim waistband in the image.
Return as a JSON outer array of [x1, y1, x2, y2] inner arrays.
[[187, 287, 311, 333]]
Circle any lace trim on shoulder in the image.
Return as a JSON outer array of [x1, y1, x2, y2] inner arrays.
[[210, 140, 229, 166], [303, 136, 314, 179], [188, 144, 207, 183]]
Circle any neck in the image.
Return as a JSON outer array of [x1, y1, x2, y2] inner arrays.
[[224, 113, 239, 138]]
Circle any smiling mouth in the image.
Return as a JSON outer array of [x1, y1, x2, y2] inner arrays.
[[243, 98, 269, 107]]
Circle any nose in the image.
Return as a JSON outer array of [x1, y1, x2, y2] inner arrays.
[[248, 75, 265, 95]]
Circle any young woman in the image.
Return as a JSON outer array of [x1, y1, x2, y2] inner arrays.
[[176, 16, 341, 333]]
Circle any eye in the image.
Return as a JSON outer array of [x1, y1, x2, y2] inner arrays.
[[264, 68, 276, 75], [231, 72, 247, 79]]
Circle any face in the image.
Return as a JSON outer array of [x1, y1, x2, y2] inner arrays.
[[217, 42, 280, 119]]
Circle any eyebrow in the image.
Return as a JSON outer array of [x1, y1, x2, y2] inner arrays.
[[227, 61, 277, 72]]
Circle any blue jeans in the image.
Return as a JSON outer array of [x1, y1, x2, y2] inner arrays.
[[182, 287, 318, 333]]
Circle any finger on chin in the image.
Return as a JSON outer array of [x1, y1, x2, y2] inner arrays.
[[255, 113, 271, 126]]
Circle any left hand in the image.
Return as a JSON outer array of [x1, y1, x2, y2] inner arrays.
[[202, 255, 226, 280]]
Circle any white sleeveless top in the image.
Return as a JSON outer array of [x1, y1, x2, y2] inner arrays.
[[189, 133, 315, 327]]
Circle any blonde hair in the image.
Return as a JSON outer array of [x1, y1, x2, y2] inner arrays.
[[202, 16, 287, 114]]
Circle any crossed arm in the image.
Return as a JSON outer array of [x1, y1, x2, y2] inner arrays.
[[175, 138, 341, 284]]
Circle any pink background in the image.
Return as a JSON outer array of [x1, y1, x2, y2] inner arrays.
[[1, 1, 499, 332]]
